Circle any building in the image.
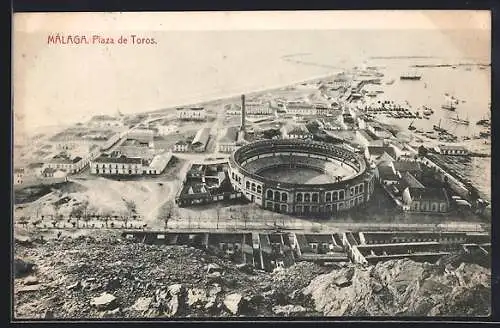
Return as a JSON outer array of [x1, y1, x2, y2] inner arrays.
[[402, 187, 450, 213], [356, 129, 381, 147], [126, 129, 155, 148], [228, 139, 376, 216], [44, 152, 87, 174], [88, 115, 123, 128], [225, 104, 241, 116], [173, 140, 189, 152], [280, 123, 313, 140], [14, 168, 24, 185], [393, 160, 422, 178], [191, 127, 211, 152], [367, 123, 394, 139], [176, 107, 207, 121], [313, 103, 332, 117], [157, 124, 178, 136], [143, 153, 172, 175], [284, 101, 317, 116], [245, 100, 273, 115], [365, 145, 398, 165], [435, 145, 469, 156], [375, 162, 401, 185], [42, 168, 68, 179], [218, 126, 241, 153], [90, 152, 143, 175]]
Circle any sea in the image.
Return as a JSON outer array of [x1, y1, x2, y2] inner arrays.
[[14, 29, 491, 199]]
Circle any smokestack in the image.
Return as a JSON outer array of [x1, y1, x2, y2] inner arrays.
[[240, 94, 246, 131]]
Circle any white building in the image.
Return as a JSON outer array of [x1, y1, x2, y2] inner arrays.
[[157, 124, 178, 136], [44, 152, 87, 174], [284, 101, 317, 116], [90, 152, 143, 175], [173, 140, 189, 152], [176, 107, 207, 121], [280, 124, 313, 140], [218, 127, 241, 153], [143, 153, 172, 175], [434, 145, 469, 156], [246, 100, 273, 115], [14, 168, 24, 185]]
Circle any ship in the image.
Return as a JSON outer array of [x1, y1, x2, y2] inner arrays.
[[422, 106, 434, 116], [385, 79, 395, 85], [408, 120, 416, 131], [479, 129, 491, 138], [441, 98, 457, 111], [449, 113, 470, 125], [476, 119, 490, 127], [400, 72, 422, 80], [433, 119, 447, 133]]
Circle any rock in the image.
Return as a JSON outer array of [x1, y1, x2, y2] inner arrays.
[[67, 281, 81, 291], [208, 284, 223, 296], [14, 258, 35, 278], [43, 310, 54, 319], [165, 295, 180, 317], [236, 263, 253, 274], [103, 308, 121, 317], [272, 304, 308, 316], [167, 284, 184, 296], [106, 277, 121, 290], [371, 280, 383, 293], [23, 276, 39, 286], [204, 298, 216, 311], [206, 263, 222, 274], [187, 288, 207, 307], [131, 297, 153, 312], [90, 292, 118, 310], [207, 271, 222, 281], [17, 284, 42, 293], [224, 293, 243, 315]]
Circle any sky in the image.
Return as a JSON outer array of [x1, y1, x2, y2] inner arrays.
[[12, 11, 491, 138]]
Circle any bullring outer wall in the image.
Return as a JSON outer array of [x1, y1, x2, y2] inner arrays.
[[228, 139, 376, 216]]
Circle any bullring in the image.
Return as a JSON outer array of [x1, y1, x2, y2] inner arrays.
[[228, 139, 376, 216]]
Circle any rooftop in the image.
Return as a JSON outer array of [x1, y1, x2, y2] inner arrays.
[[378, 165, 399, 181], [94, 154, 143, 164], [219, 126, 240, 144], [408, 187, 449, 202], [177, 107, 205, 111], [192, 127, 211, 146], [394, 160, 422, 173], [368, 146, 397, 161]]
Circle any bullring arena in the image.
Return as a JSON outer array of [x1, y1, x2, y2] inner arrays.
[[228, 139, 376, 216]]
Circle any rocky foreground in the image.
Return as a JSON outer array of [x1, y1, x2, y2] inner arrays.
[[14, 233, 491, 319]]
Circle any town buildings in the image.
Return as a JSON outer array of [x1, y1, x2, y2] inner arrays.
[[283, 101, 317, 116], [218, 126, 242, 153], [90, 151, 143, 175], [434, 145, 470, 156], [88, 115, 124, 128], [173, 140, 189, 152], [44, 152, 87, 174], [191, 127, 211, 152], [245, 100, 273, 115], [402, 187, 450, 213], [280, 123, 313, 140], [176, 107, 207, 121]]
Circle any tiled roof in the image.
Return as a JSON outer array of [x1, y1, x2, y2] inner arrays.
[[219, 126, 239, 143], [192, 127, 211, 146], [378, 165, 399, 181]]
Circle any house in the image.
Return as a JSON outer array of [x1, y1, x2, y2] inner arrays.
[[26, 162, 44, 177], [90, 152, 143, 175], [126, 129, 155, 148], [356, 129, 381, 147], [176, 107, 207, 121], [157, 124, 178, 136], [173, 140, 189, 152], [218, 126, 240, 153], [402, 187, 450, 213], [143, 153, 172, 175], [14, 168, 24, 185], [42, 168, 67, 178], [376, 163, 400, 185], [44, 152, 87, 174], [435, 145, 469, 156], [191, 128, 211, 152], [367, 123, 394, 139], [365, 145, 398, 164], [281, 123, 313, 140], [313, 103, 332, 116], [393, 160, 422, 178], [225, 104, 241, 116]]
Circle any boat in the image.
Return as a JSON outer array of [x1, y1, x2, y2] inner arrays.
[[385, 79, 395, 85], [400, 72, 422, 80], [408, 120, 416, 131], [479, 130, 491, 138], [441, 98, 457, 111], [463, 136, 471, 141], [423, 116, 430, 120], [422, 106, 434, 115], [449, 113, 470, 125], [476, 119, 490, 127], [433, 119, 447, 133]]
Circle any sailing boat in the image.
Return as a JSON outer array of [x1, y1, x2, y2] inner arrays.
[[408, 120, 416, 131], [449, 113, 469, 125], [441, 96, 456, 111], [433, 119, 447, 133]]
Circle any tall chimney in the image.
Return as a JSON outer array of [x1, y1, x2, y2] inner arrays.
[[240, 94, 246, 131]]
